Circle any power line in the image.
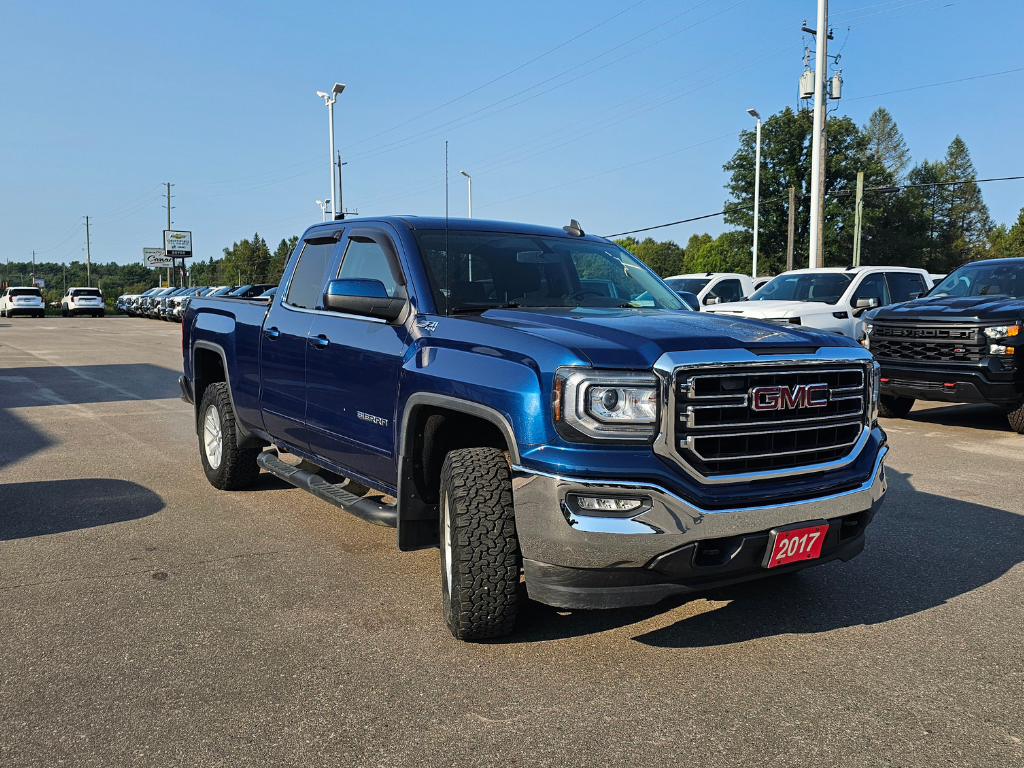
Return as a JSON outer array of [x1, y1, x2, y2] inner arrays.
[[846, 66, 1024, 102], [604, 175, 1024, 238]]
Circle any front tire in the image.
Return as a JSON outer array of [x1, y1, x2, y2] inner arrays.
[[878, 394, 914, 419], [197, 382, 261, 490], [61, 305, 69, 318], [439, 447, 520, 641], [1007, 399, 1024, 434]]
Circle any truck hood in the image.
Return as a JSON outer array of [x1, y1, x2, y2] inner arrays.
[[869, 295, 1024, 324], [468, 307, 853, 368], [706, 300, 831, 318]]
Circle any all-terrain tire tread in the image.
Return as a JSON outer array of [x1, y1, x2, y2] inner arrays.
[[441, 447, 519, 641], [878, 394, 914, 419], [1007, 399, 1024, 434], [199, 382, 261, 491]]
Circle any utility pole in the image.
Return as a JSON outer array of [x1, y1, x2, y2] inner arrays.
[[853, 171, 865, 267], [787, 187, 796, 271], [166, 182, 173, 286], [84, 216, 92, 286], [342, 150, 350, 218], [746, 109, 761, 278], [807, 0, 828, 268], [30, 250, 35, 286]]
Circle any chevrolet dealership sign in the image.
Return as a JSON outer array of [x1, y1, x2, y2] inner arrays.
[[163, 230, 193, 258]]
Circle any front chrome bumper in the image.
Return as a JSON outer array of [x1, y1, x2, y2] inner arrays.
[[512, 444, 887, 570]]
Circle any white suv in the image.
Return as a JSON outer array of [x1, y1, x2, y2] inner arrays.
[[662, 273, 756, 308], [1, 286, 45, 318], [61, 287, 105, 317], [705, 266, 932, 340]]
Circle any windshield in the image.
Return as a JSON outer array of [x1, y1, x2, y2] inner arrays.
[[665, 278, 711, 294], [930, 261, 1024, 299], [414, 231, 683, 313], [750, 272, 853, 305]]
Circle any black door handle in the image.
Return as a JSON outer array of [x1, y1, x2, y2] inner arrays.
[[309, 334, 330, 349], [263, 327, 281, 340]]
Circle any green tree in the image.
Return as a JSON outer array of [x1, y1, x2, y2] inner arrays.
[[686, 231, 751, 273], [269, 236, 299, 283], [1006, 207, 1024, 259], [941, 135, 993, 266], [862, 107, 910, 180], [613, 236, 685, 277]]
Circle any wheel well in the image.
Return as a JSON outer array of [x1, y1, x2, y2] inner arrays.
[[409, 405, 510, 506], [192, 347, 226, 424]]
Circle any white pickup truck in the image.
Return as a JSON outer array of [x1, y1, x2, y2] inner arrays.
[[663, 273, 756, 308], [706, 266, 932, 340]]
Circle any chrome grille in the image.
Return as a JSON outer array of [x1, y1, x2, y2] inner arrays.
[[673, 365, 869, 477], [870, 323, 985, 363]]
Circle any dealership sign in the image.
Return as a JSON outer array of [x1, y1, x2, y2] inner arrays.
[[163, 230, 193, 258], [143, 248, 173, 268]]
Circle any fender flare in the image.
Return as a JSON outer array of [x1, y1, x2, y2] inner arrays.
[[192, 340, 255, 448], [398, 392, 520, 465], [395, 392, 520, 551]]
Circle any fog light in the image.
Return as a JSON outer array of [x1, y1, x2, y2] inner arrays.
[[576, 497, 643, 513], [990, 344, 1014, 355]]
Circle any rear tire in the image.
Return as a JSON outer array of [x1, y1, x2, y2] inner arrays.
[[439, 447, 520, 641], [1007, 399, 1024, 434], [197, 382, 261, 490], [878, 394, 914, 419], [61, 305, 68, 318]]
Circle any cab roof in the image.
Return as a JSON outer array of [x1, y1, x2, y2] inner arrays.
[[302, 216, 611, 243]]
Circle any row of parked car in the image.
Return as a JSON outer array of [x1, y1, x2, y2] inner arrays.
[[662, 266, 944, 342], [117, 284, 277, 321]]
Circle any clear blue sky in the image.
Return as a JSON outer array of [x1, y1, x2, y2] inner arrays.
[[2, 0, 1022, 266]]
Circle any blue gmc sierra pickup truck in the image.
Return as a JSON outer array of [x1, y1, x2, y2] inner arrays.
[[180, 216, 888, 640]]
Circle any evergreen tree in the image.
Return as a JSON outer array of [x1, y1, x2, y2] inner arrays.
[[941, 136, 992, 265], [863, 107, 910, 180], [1006, 207, 1024, 259]]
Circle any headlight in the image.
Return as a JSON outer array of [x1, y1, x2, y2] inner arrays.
[[869, 360, 881, 425], [864, 323, 874, 336], [554, 368, 659, 441], [984, 325, 1020, 339]]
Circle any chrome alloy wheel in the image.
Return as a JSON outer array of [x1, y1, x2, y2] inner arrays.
[[442, 490, 454, 594], [203, 404, 223, 470]]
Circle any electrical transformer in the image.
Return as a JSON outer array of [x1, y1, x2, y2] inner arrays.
[[799, 69, 815, 100], [829, 70, 843, 100]]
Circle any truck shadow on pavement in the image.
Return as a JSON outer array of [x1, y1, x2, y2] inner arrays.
[[899, 402, 1013, 432], [0, 479, 164, 540], [514, 468, 1024, 645]]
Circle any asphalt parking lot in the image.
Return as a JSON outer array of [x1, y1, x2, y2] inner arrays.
[[1, 316, 1022, 768]]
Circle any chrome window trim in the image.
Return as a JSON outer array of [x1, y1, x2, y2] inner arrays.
[[279, 300, 387, 324], [652, 347, 875, 485]]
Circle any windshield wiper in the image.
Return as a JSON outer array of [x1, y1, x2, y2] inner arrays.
[[449, 301, 521, 315]]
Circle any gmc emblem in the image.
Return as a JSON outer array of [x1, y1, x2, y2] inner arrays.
[[751, 383, 829, 412]]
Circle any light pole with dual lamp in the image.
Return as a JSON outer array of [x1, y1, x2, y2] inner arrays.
[[316, 83, 345, 220], [747, 108, 761, 280], [459, 170, 472, 218]]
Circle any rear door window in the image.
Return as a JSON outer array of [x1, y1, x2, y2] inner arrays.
[[885, 272, 927, 303], [286, 239, 340, 310], [11, 288, 42, 297]]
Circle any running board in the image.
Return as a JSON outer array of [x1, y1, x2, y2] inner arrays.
[[257, 450, 398, 528]]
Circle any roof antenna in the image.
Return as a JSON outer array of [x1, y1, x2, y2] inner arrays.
[[445, 140, 451, 317], [563, 219, 585, 237]]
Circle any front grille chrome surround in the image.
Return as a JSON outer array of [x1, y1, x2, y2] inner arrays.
[[653, 348, 876, 485]]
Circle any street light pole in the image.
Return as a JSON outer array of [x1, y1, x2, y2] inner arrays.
[[459, 170, 472, 218], [747, 109, 761, 279], [316, 83, 345, 221], [808, 0, 828, 268], [316, 199, 330, 222]]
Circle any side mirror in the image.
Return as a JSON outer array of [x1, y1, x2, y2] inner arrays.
[[908, 292, 923, 300], [675, 291, 700, 311], [704, 295, 720, 305], [323, 279, 406, 322], [852, 296, 880, 317]]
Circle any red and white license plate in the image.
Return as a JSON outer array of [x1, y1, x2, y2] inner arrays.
[[763, 521, 829, 568]]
